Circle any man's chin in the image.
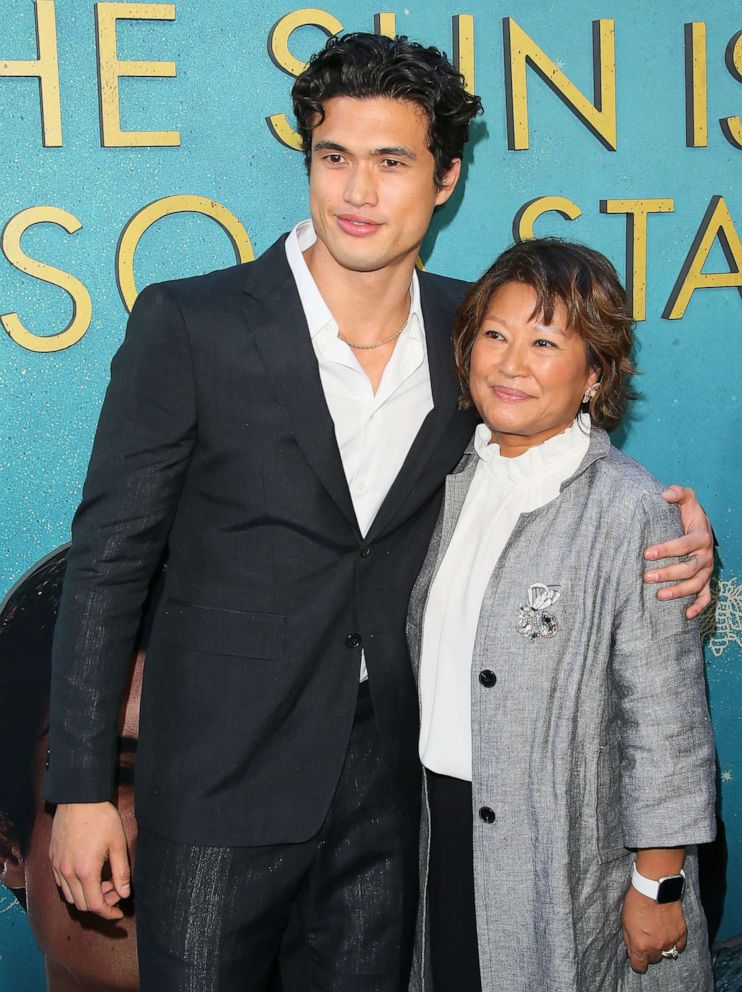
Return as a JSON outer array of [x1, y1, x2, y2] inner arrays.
[[330, 246, 410, 275]]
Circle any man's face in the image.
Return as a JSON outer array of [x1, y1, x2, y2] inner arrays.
[[19, 652, 143, 992], [307, 96, 460, 276]]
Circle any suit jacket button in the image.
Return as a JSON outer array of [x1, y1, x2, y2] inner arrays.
[[478, 670, 497, 687], [345, 633, 362, 648], [360, 546, 371, 558], [45, 750, 50, 770], [479, 806, 496, 824]]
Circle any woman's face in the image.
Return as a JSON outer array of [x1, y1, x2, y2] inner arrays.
[[469, 281, 598, 451]]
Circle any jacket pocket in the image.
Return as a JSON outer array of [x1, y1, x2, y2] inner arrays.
[[158, 599, 285, 660], [596, 740, 628, 863]]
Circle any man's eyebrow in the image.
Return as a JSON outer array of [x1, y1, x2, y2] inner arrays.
[[312, 140, 350, 154], [372, 145, 417, 160], [312, 140, 417, 161]]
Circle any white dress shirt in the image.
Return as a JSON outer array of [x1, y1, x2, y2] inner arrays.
[[285, 220, 434, 679], [419, 416, 591, 780]]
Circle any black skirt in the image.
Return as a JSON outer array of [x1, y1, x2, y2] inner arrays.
[[426, 769, 483, 992]]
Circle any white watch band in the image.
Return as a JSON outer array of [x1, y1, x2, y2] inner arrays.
[[631, 863, 685, 900]]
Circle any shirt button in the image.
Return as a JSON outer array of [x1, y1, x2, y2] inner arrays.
[[479, 806, 496, 824], [360, 546, 371, 558], [356, 481, 366, 492], [478, 670, 497, 688], [345, 633, 362, 649]]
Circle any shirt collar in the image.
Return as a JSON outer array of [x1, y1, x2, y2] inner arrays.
[[473, 414, 591, 489], [473, 414, 591, 462], [285, 219, 425, 345]]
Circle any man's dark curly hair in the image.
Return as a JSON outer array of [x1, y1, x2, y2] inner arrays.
[[291, 33, 482, 188]]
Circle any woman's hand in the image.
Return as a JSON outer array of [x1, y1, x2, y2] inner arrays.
[[621, 884, 687, 973], [644, 485, 714, 619]]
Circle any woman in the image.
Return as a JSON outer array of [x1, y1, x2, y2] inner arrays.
[[407, 239, 716, 992]]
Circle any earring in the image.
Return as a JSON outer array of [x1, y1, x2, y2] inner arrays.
[[583, 383, 600, 403]]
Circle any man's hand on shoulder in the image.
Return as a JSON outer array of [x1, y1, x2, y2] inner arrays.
[[49, 801, 131, 920], [643, 485, 714, 619]]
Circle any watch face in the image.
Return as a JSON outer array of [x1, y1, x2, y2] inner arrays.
[[657, 875, 685, 904]]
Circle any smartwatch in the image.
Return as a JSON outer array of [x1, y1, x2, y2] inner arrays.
[[631, 863, 685, 904]]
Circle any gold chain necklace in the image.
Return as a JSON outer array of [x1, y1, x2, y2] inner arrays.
[[338, 317, 409, 350]]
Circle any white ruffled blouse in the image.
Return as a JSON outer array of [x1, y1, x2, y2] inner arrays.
[[418, 416, 591, 781]]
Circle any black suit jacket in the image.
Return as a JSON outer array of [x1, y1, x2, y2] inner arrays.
[[45, 235, 477, 845]]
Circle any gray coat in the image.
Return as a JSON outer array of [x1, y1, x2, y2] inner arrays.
[[407, 428, 716, 992]]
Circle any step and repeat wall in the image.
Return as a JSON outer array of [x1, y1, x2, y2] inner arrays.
[[1, 1, 740, 987]]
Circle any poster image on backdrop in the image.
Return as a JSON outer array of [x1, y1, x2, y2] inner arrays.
[[1, 2, 740, 989], [0, 547, 146, 992]]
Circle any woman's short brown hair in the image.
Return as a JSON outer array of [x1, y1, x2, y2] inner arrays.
[[453, 238, 637, 431]]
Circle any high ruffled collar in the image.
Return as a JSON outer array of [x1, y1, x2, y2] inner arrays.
[[473, 414, 591, 488]]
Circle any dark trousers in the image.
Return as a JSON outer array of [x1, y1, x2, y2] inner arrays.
[[426, 770, 482, 992], [134, 683, 419, 992]]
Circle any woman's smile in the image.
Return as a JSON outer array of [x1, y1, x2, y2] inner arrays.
[[490, 384, 534, 401]]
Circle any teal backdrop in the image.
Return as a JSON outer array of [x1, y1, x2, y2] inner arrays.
[[1, 1, 740, 987]]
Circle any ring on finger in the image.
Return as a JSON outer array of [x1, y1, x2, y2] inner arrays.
[[661, 945, 679, 960]]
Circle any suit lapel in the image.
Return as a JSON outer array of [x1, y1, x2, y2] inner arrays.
[[242, 236, 360, 536], [365, 276, 475, 541]]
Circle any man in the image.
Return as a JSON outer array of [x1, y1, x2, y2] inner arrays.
[[45, 33, 713, 992]]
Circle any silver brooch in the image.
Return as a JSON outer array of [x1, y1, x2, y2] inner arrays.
[[517, 583, 561, 641]]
